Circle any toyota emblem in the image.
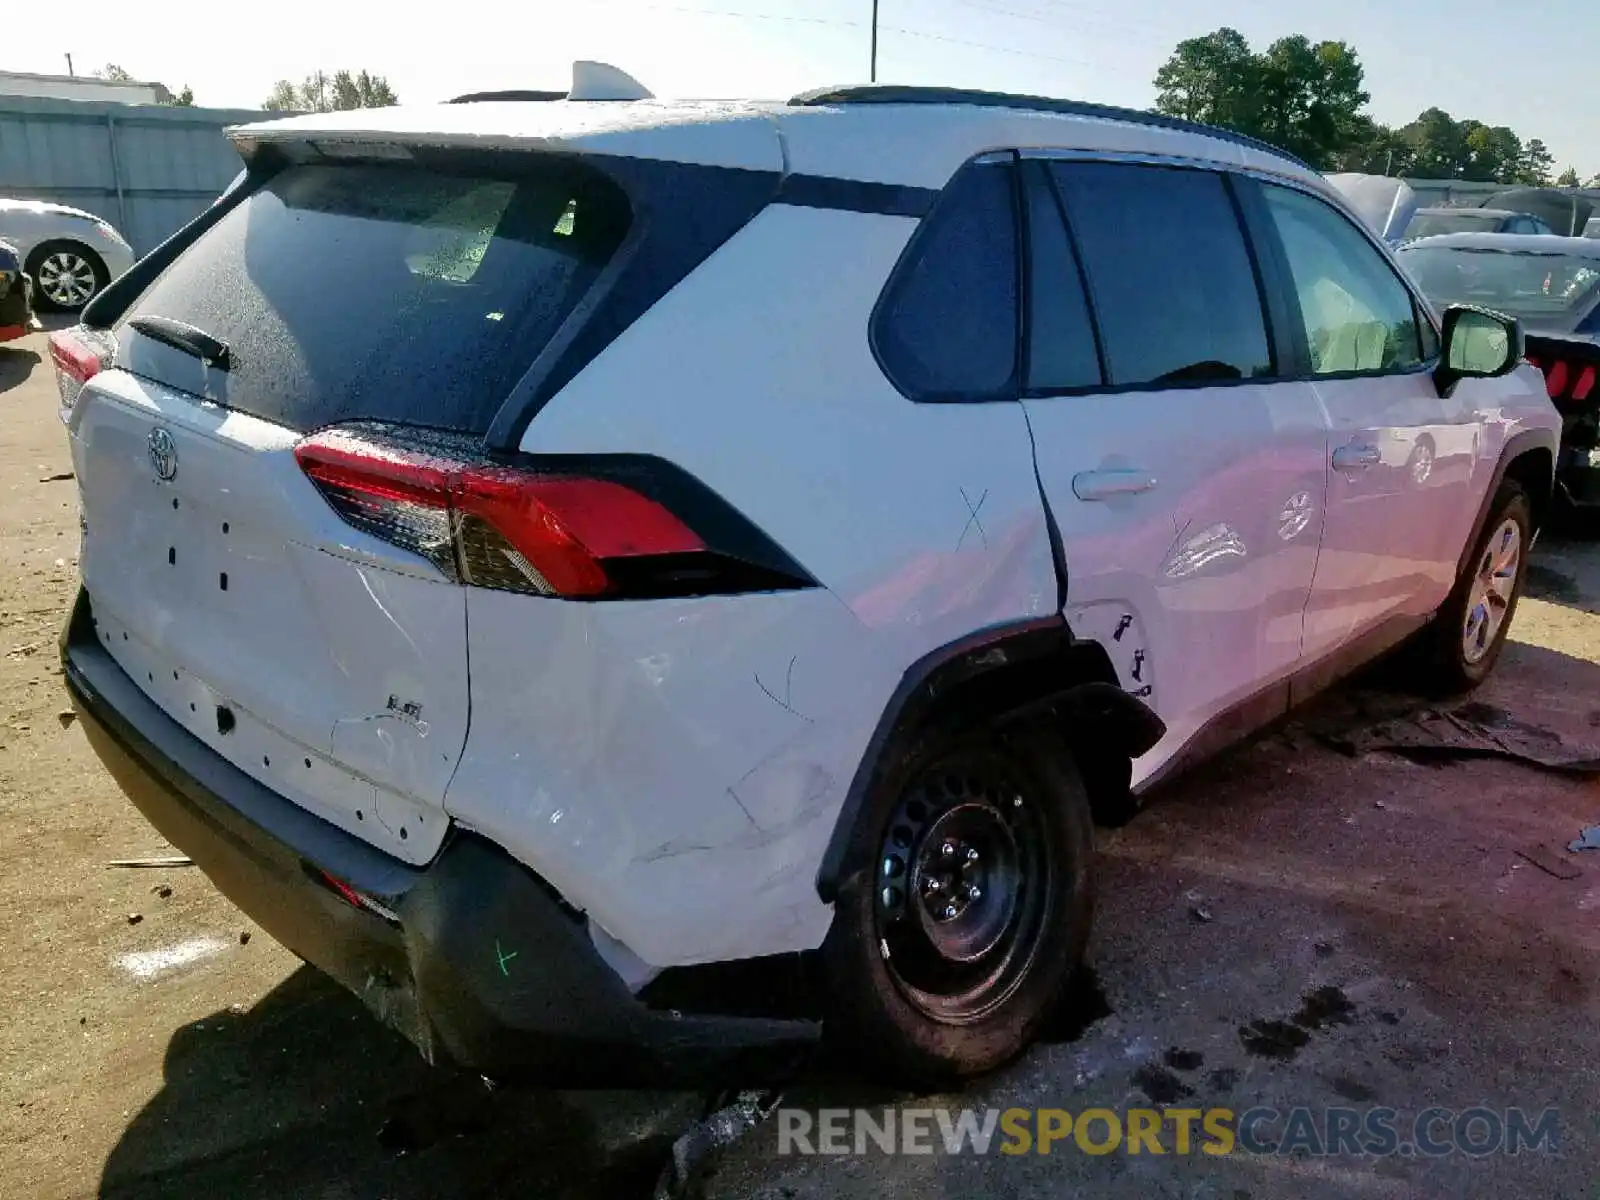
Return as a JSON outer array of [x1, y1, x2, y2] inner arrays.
[[148, 427, 178, 482]]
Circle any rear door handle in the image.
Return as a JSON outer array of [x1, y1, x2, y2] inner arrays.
[[1072, 469, 1158, 501], [1332, 443, 1382, 470]]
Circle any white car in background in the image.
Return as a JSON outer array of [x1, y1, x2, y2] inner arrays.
[[0, 198, 135, 311]]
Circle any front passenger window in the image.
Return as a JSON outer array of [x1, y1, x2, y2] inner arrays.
[[1258, 184, 1425, 375]]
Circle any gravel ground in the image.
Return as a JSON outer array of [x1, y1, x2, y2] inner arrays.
[[2, 327, 1597, 1199]]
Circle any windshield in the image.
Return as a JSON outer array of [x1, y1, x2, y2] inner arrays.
[[1404, 211, 1503, 239], [1398, 245, 1600, 329]]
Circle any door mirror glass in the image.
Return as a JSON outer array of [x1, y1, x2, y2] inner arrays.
[[1443, 306, 1519, 377]]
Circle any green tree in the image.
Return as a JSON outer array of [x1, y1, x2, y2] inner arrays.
[[94, 63, 134, 82], [1556, 166, 1581, 187], [1461, 123, 1522, 183], [1516, 138, 1555, 186], [263, 70, 399, 113], [1153, 28, 1369, 169], [1251, 36, 1370, 167], [1153, 27, 1261, 131], [1399, 108, 1469, 178]]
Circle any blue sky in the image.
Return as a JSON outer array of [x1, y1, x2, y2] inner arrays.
[[19, 0, 1599, 176]]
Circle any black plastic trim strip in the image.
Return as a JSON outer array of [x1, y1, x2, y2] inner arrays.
[[774, 174, 938, 217], [1226, 173, 1307, 378]]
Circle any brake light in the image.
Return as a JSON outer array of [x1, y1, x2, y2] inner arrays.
[[294, 428, 705, 598], [1525, 353, 1599, 406], [47, 326, 116, 420]]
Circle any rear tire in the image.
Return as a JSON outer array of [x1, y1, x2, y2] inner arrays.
[[821, 724, 1094, 1084], [1416, 480, 1531, 695], [26, 241, 108, 312]]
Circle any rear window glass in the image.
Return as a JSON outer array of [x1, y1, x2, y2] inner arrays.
[[122, 159, 630, 433]]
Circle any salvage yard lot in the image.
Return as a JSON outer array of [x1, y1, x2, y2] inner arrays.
[[2, 327, 1598, 1199]]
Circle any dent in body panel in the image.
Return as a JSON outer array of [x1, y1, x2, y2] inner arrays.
[[444, 587, 903, 967]]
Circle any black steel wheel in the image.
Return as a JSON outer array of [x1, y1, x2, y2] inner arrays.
[[824, 725, 1094, 1083]]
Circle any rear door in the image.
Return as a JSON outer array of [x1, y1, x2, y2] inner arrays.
[[1018, 158, 1329, 762], [69, 154, 631, 862], [1243, 179, 1478, 662]]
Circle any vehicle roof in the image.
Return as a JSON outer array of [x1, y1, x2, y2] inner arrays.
[[1398, 232, 1600, 256], [227, 90, 1327, 193]]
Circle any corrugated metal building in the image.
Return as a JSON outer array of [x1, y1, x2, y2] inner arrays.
[[0, 95, 275, 254]]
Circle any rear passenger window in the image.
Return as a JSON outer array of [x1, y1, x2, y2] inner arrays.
[[874, 160, 1018, 401], [1023, 167, 1102, 392], [1258, 183, 1425, 375], [1048, 162, 1272, 387]]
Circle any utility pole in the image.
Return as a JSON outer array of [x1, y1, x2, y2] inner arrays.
[[870, 0, 879, 82], [65, 53, 74, 78]]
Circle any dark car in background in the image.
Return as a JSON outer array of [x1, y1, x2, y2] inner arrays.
[[1399, 232, 1600, 507], [0, 238, 34, 344], [1403, 207, 1555, 240]]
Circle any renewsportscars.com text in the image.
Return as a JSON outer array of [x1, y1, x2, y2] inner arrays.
[[777, 1105, 1559, 1158]]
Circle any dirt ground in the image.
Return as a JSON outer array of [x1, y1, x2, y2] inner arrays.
[[3, 325, 1599, 1199]]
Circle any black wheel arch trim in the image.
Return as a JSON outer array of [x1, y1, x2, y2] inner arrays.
[[1454, 426, 1558, 579], [815, 616, 1164, 903]]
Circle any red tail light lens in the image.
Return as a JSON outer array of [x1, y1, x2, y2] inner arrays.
[[294, 429, 705, 598], [1525, 354, 1599, 406], [47, 326, 116, 418]]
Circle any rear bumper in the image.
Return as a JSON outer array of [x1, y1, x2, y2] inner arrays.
[[61, 589, 816, 1085]]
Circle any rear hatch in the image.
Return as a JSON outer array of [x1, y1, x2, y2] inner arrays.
[[65, 152, 632, 863]]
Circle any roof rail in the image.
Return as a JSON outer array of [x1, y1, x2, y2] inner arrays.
[[447, 61, 654, 106], [788, 84, 1311, 171], [448, 89, 566, 104]]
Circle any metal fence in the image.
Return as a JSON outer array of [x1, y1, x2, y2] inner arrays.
[[0, 95, 275, 255]]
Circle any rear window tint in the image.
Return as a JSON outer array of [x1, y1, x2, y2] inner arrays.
[[873, 160, 1018, 401], [122, 159, 630, 434]]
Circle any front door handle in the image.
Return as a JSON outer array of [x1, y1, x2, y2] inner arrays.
[[1332, 443, 1382, 470], [1072, 469, 1158, 501]]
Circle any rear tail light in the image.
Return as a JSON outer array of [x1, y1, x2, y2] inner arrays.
[[295, 427, 812, 600], [48, 326, 116, 420], [1525, 354, 1598, 406]]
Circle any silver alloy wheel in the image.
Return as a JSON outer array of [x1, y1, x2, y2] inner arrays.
[[37, 251, 97, 307], [1462, 517, 1522, 665]]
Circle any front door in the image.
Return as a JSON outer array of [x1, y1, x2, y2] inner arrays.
[[1241, 179, 1482, 662]]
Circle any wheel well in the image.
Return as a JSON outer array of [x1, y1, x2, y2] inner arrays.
[[816, 623, 1159, 901], [1504, 446, 1554, 532], [915, 637, 1121, 736]]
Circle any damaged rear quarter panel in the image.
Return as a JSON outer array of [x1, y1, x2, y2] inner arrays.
[[443, 587, 903, 967], [454, 203, 1061, 967]]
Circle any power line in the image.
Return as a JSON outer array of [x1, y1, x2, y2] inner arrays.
[[623, 0, 1111, 72]]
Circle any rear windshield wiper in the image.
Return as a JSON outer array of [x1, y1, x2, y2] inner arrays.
[[128, 316, 231, 370]]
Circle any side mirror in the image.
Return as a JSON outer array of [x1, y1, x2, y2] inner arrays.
[[1435, 305, 1523, 396]]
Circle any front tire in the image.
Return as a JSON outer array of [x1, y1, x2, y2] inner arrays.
[[822, 725, 1094, 1084], [26, 241, 108, 312], [1418, 480, 1531, 694]]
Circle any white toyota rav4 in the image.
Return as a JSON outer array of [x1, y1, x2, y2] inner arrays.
[[53, 66, 1559, 1086]]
